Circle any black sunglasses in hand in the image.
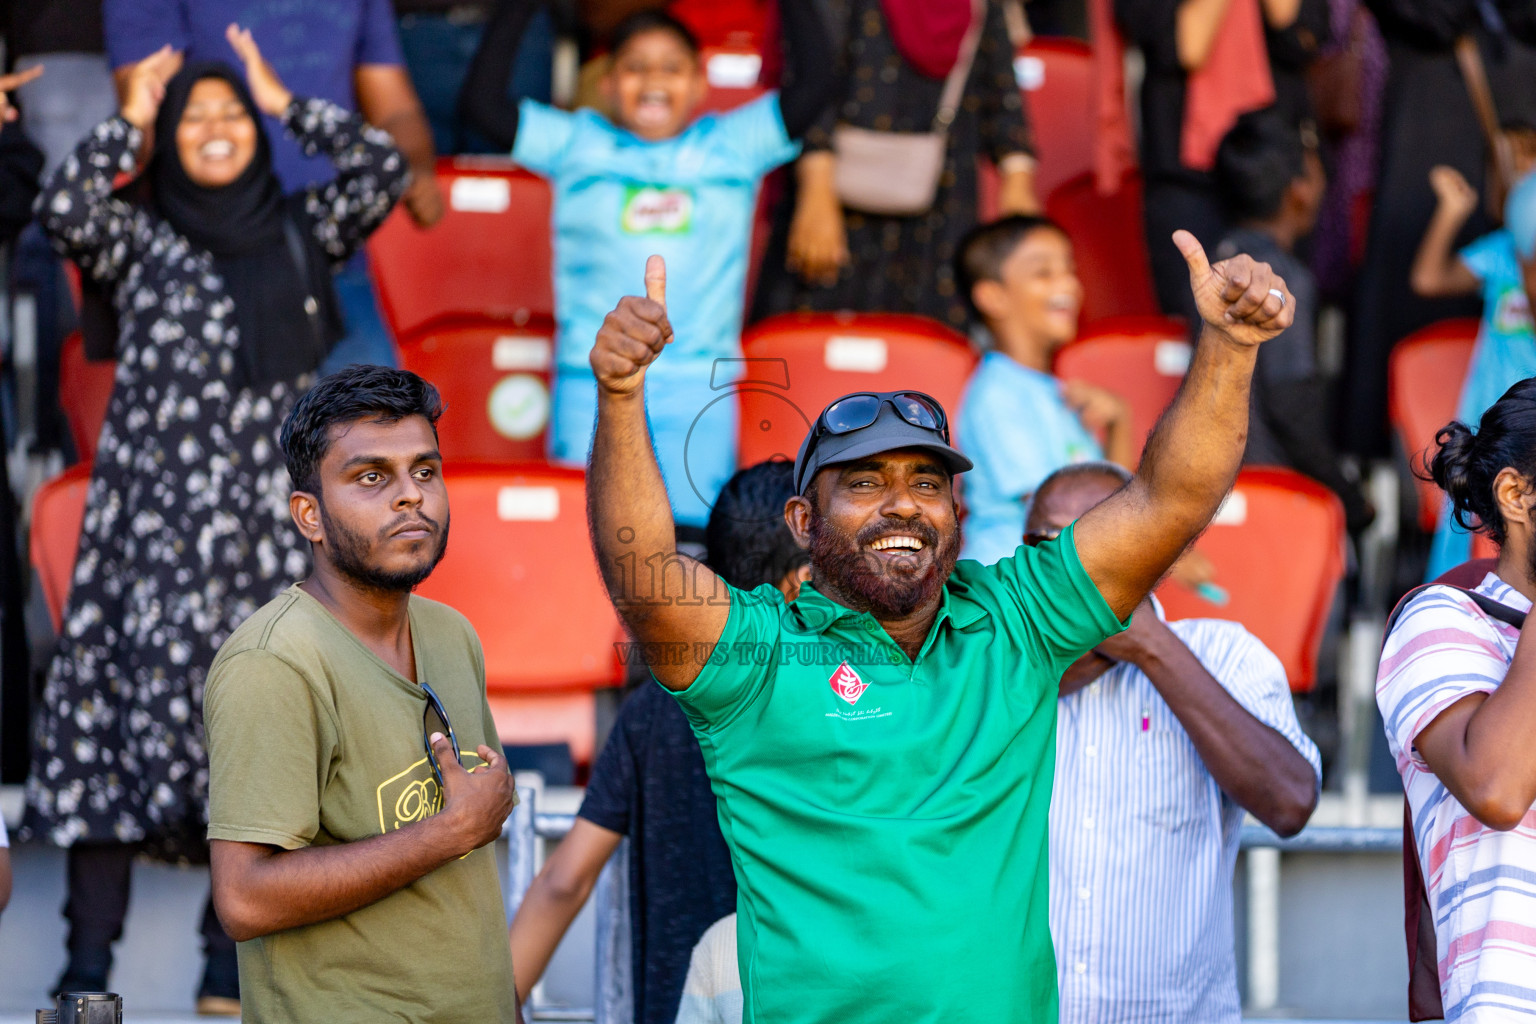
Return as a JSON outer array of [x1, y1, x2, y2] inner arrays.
[[421, 681, 462, 797]]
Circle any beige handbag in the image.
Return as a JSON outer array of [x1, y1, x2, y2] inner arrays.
[[831, 0, 986, 217]]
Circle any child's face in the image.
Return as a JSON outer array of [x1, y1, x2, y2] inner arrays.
[[605, 29, 706, 141], [986, 228, 1083, 350]]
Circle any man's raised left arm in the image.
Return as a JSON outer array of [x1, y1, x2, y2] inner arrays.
[[1072, 231, 1294, 618]]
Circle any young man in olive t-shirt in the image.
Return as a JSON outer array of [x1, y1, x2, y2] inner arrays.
[[584, 247, 1295, 1024], [203, 366, 521, 1024]]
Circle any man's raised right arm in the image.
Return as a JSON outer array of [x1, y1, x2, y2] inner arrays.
[[586, 256, 730, 691]]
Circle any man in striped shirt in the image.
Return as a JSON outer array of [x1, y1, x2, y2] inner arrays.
[[1027, 463, 1322, 1023]]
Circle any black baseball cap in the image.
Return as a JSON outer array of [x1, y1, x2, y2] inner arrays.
[[793, 391, 973, 495]]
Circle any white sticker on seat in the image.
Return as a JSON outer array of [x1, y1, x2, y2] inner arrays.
[[451, 176, 511, 213], [492, 335, 552, 371], [1015, 55, 1045, 90], [707, 52, 763, 88], [497, 486, 559, 521], [1154, 340, 1192, 376], [1212, 490, 1247, 526], [824, 336, 888, 373]]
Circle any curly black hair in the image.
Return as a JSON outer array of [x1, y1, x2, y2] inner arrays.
[[279, 364, 444, 494]]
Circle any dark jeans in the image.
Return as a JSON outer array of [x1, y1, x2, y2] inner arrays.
[[397, 8, 554, 155], [60, 842, 237, 999]]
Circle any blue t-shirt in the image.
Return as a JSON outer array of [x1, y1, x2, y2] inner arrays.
[[512, 95, 799, 376], [958, 351, 1103, 565], [105, 0, 403, 189], [577, 683, 738, 1024], [1457, 229, 1536, 425]]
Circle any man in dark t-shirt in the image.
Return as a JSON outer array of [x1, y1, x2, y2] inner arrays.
[[508, 460, 811, 1024]]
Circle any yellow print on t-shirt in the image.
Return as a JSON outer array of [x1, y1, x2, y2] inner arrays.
[[375, 750, 484, 834]]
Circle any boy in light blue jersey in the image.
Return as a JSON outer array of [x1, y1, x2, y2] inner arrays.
[[1412, 167, 1536, 577], [462, 2, 832, 527], [953, 216, 1135, 565]]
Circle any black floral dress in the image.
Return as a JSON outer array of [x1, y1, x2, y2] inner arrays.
[[751, 0, 1034, 331], [24, 99, 408, 855]]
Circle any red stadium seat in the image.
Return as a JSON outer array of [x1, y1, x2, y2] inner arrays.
[[981, 38, 1095, 217], [30, 463, 92, 633], [1045, 171, 1160, 325], [1387, 319, 1478, 531], [1157, 467, 1346, 692], [1052, 316, 1189, 462], [368, 157, 554, 341], [413, 465, 624, 764], [737, 313, 978, 468], [59, 331, 116, 464], [1471, 531, 1499, 560], [698, 45, 769, 114], [399, 321, 555, 465]]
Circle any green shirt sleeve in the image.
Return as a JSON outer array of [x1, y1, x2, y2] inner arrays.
[[668, 583, 786, 730], [204, 649, 339, 851], [987, 521, 1128, 669]]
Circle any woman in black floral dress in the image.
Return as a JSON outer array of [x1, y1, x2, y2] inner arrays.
[[24, 28, 406, 1007], [751, 0, 1037, 331]]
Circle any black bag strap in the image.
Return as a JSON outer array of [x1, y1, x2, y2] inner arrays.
[[1384, 583, 1527, 643], [281, 216, 328, 364]]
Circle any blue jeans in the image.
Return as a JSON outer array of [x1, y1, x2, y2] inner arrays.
[[397, 9, 554, 155], [320, 253, 399, 374]]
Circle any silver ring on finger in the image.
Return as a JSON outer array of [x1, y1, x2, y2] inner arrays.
[[1268, 287, 1286, 309]]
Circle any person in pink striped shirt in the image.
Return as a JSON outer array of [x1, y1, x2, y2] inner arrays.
[[1378, 376, 1536, 1021]]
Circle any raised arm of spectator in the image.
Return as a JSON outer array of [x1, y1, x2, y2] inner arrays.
[[1072, 231, 1294, 619], [508, 819, 622, 1003], [355, 63, 442, 227], [36, 46, 181, 285], [459, 0, 541, 153], [587, 257, 731, 691], [224, 26, 409, 262], [1410, 165, 1481, 297]]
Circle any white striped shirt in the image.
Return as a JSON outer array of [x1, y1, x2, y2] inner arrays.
[[1377, 573, 1536, 1021], [1050, 611, 1321, 1024]]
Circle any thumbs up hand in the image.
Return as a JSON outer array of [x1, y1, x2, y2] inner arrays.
[[591, 255, 675, 397], [1173, 230, 1294, 348]]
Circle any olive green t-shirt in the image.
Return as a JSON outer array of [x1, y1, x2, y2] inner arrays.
[[670, 524, 1125, 1024], [204, 585, 518, 1024]]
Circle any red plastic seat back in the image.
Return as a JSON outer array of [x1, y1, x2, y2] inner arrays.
[[1046, 171, 1160, 325], [1018, 39, 1094, 201], [737, 314, 978, 468], [1157, 467, 1346, 691], [1053, 316, 1189, 462], [368, 158, 554, 340], [1387, 319, 1478, 531], [30, 463, 92, 632], [698, 45, 768, 114], [59, 331, 116, 464], [399, 321, 555, 465]]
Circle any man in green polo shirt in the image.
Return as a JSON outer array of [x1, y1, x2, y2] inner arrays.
[[585, 234, 1294, 1024]]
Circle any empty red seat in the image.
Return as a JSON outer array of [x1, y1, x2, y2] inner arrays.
[[413, 465, 624, 764], [1387, 318, 1478, 531], [1045, 171, 1160, 324], [737, 313, 978, 468], [698, 45, 769, 115], [30, 463, 92, 633], [400, 321, 555, 465], [1157, 467, 1346, 692], [59, 330, 116, 464], [368, 157, 554, 341], [1052, 316, 1189, 462]]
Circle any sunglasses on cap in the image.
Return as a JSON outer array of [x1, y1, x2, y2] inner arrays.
[[811, 391, 951, 444], [421, 681, 462, 796]]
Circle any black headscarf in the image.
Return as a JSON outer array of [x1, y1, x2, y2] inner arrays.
[[149, 62, 342, 386]]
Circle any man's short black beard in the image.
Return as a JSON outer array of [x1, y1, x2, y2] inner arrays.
[[806, 498, 961, 620], [318, 495, 450, 594]]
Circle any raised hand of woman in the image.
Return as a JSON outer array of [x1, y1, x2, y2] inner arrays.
[[121, 45, 184, 131], [226, 24, 293, 117]]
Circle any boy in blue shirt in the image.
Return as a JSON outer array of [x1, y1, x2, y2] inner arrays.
[[953, 216, 1135, 565], [1411, 166, 1536, 576], [461, 3, 832, 529]]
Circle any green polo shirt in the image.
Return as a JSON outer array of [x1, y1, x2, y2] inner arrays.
[[671, 524, 1124, 1024]]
